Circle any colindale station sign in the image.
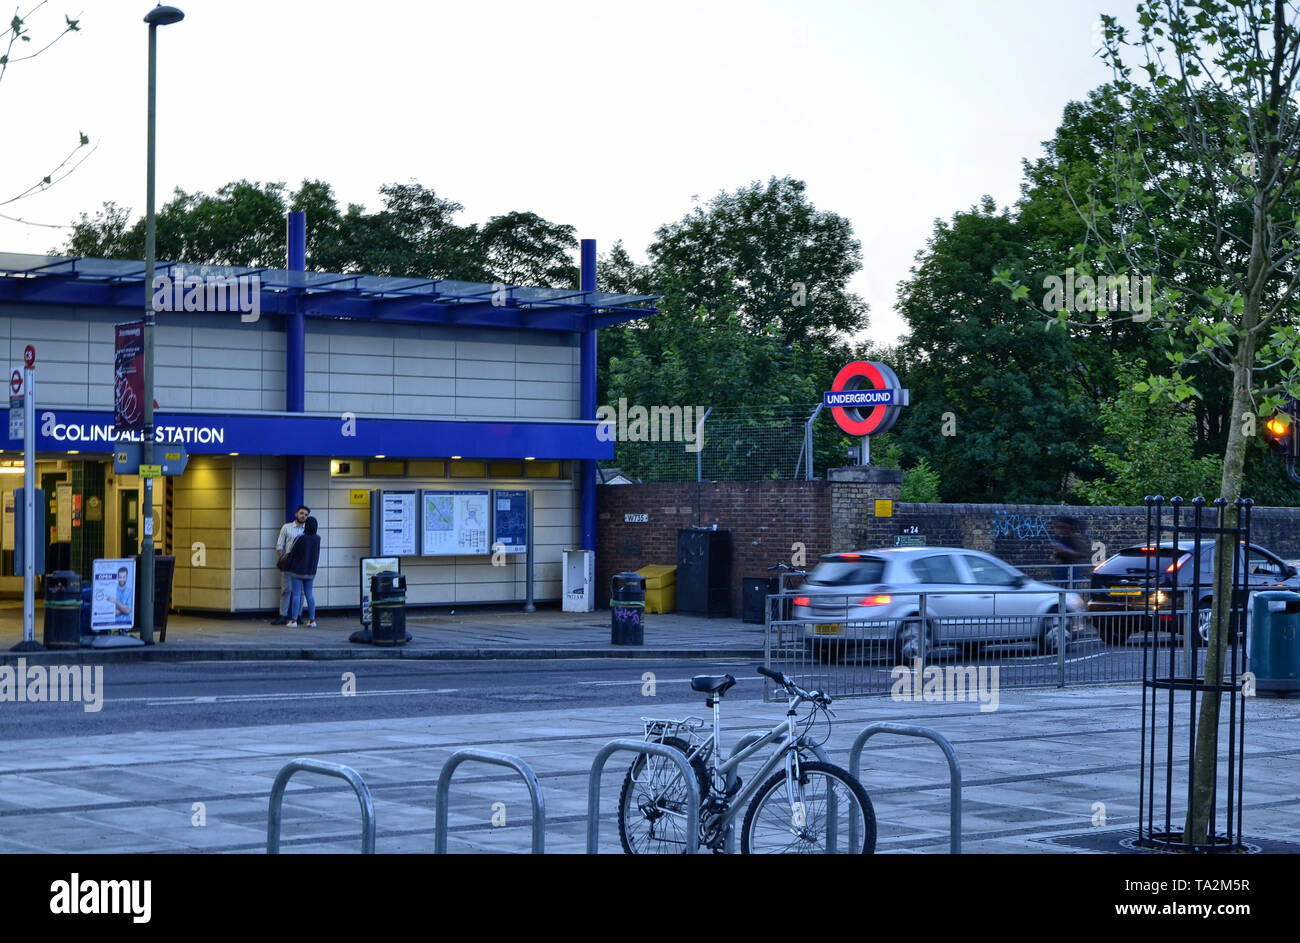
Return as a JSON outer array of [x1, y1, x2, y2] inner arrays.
[[823, 361, 909, 462]]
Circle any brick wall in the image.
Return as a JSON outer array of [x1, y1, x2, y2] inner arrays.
[[597, 478, 1300, 615], [596, 481, 832, 613], [855, 503, 1300, 571]]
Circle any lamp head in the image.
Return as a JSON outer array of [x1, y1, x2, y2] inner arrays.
[[144, 5, 185, 26]]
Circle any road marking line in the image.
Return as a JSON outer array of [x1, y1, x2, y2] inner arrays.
[[579, 679, 716, 687], [116, 688, 459, 706]]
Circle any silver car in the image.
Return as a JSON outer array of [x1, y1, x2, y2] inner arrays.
[[792, 547, 1086, 664]]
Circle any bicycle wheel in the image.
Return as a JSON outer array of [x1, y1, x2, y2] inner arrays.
[[617, 737, 709, 854], [740, 761, 876, 854]]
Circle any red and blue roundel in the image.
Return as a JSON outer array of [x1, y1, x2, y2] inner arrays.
[[824, 361, 909, 436]]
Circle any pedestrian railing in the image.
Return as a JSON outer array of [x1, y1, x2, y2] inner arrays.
[[586, 739, 701, 854], [849, 723, 962, 854], [267, 758, 376, 854], [434, 749, 546, 854], [764, 584, 1220, 698]]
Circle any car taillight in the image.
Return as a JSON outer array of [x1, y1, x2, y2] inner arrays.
[[859, 595, 892, 606], [793, 596, 810, 607], [1166, 554, 1191, 574], [838, 553, 861, 560]]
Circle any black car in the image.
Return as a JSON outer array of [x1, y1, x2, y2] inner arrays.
[[1088, 541, 1300, 643]]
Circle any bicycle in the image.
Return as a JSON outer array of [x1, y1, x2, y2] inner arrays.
[[617, 666, 876, 854]]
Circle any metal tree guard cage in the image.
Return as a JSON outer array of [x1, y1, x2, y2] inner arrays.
[[1136, 496, 1249, 853]]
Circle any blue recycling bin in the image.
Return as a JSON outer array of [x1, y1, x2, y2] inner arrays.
[[1251, 591, 1300, 697]]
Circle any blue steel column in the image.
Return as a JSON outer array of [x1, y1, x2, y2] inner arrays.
[[579, 239, 597, 551], [285, 212, 306, 517]]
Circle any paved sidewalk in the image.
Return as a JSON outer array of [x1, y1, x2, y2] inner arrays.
[[0, 603, 767, 664], [1, 684, 1296, 853]]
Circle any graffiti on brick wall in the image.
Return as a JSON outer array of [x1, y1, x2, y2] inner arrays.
[[990, 510, 1049, 540]]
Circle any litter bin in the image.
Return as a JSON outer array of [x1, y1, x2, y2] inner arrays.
[[43, 570, 82, 649], [1251, 591, 1300, 697], [611, 571, 646, 646], [370, 571, 408, 646]]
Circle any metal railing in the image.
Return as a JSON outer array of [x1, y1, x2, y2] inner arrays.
[[763, 584, 1232, 699], [434, 749, 546, 854], [267, 758, 376, 854], [849, 723, 962, 854], [587, 739, 701, 854]]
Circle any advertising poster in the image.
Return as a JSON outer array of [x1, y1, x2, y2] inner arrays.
[[420, 490, 489, 556], [92, 557, 136, 631], [359, 556, 400, 626], [114, 321, 145, 430]]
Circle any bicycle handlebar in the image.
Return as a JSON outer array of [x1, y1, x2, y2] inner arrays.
[[755, 666, 831, 708]]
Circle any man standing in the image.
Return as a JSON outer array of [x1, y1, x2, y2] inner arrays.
[[272, 505, 310, 625]]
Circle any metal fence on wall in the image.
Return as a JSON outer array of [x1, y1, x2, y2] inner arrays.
[[601, 404, 825, 483]]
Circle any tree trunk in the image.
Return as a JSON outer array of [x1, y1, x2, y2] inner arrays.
[[1183, 283, 1260, 846]]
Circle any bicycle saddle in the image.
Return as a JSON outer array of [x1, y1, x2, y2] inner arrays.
[[691, 674, 737, 695]]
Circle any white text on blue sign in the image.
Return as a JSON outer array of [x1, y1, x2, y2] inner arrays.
[[824, 390, 895, 407]]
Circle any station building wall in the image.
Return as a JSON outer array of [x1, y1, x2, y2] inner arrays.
[[3, 305, 585, 613], [2, 307, 579, 421]]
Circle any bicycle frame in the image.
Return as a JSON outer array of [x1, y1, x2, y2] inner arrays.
[[665, 688, 821, 835], [635, 672, 861, 853]]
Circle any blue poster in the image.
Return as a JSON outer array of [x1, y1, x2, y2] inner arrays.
[[492, 490, 527, 555]]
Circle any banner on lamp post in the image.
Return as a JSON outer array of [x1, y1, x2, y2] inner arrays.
[[114, 321, 144, 430]]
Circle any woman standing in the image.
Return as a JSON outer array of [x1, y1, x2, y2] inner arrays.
[[285, 515, 321, 628]]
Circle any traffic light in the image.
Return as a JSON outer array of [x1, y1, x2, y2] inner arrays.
[[1263, 413, 1295, 455], [1263, 396, 1300, 484]]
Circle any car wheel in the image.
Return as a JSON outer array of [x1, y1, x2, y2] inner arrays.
[[1038, 609, 1067, 655], [1196, 605, 1211, 647], [894, 617, 934, 665]]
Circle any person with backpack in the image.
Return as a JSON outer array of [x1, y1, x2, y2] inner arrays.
[[284, 515, 321, 628]]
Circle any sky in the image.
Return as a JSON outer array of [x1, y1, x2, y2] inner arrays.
[[1, 0, 1122, 345]]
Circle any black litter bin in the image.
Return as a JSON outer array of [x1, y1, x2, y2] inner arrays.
[[43, 570, 82, 649], [370, 571, 408, 646], [611, 572, 646, 645]]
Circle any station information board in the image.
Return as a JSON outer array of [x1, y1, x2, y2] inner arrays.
[[492, 490, 527, 555], [420, 489, 490, 556]]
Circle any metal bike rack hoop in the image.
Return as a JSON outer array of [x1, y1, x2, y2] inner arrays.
[[267, 758, 376, 854], [849, 722, 962, 854], [587, 738, 700, 854], [435, 748, 546, 854]]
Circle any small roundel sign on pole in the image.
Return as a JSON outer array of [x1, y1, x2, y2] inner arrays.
[[824, 361, 909, 437]]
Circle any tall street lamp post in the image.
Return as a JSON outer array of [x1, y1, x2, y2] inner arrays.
[[141, 4, 184, 645]]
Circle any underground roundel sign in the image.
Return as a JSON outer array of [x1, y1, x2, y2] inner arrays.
[[824, 361, 909, 436]]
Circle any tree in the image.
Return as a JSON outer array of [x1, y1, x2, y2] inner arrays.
[[999, 0, 1300, 846], [649, 177, 869, 344], [1074, 359, 1223, 505], [1, 3, 87, 228], [874, 442, 942, 502], [64, 179, 582, 287], [894, 198, 1097, 503], [477, 211, 577, 287]]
